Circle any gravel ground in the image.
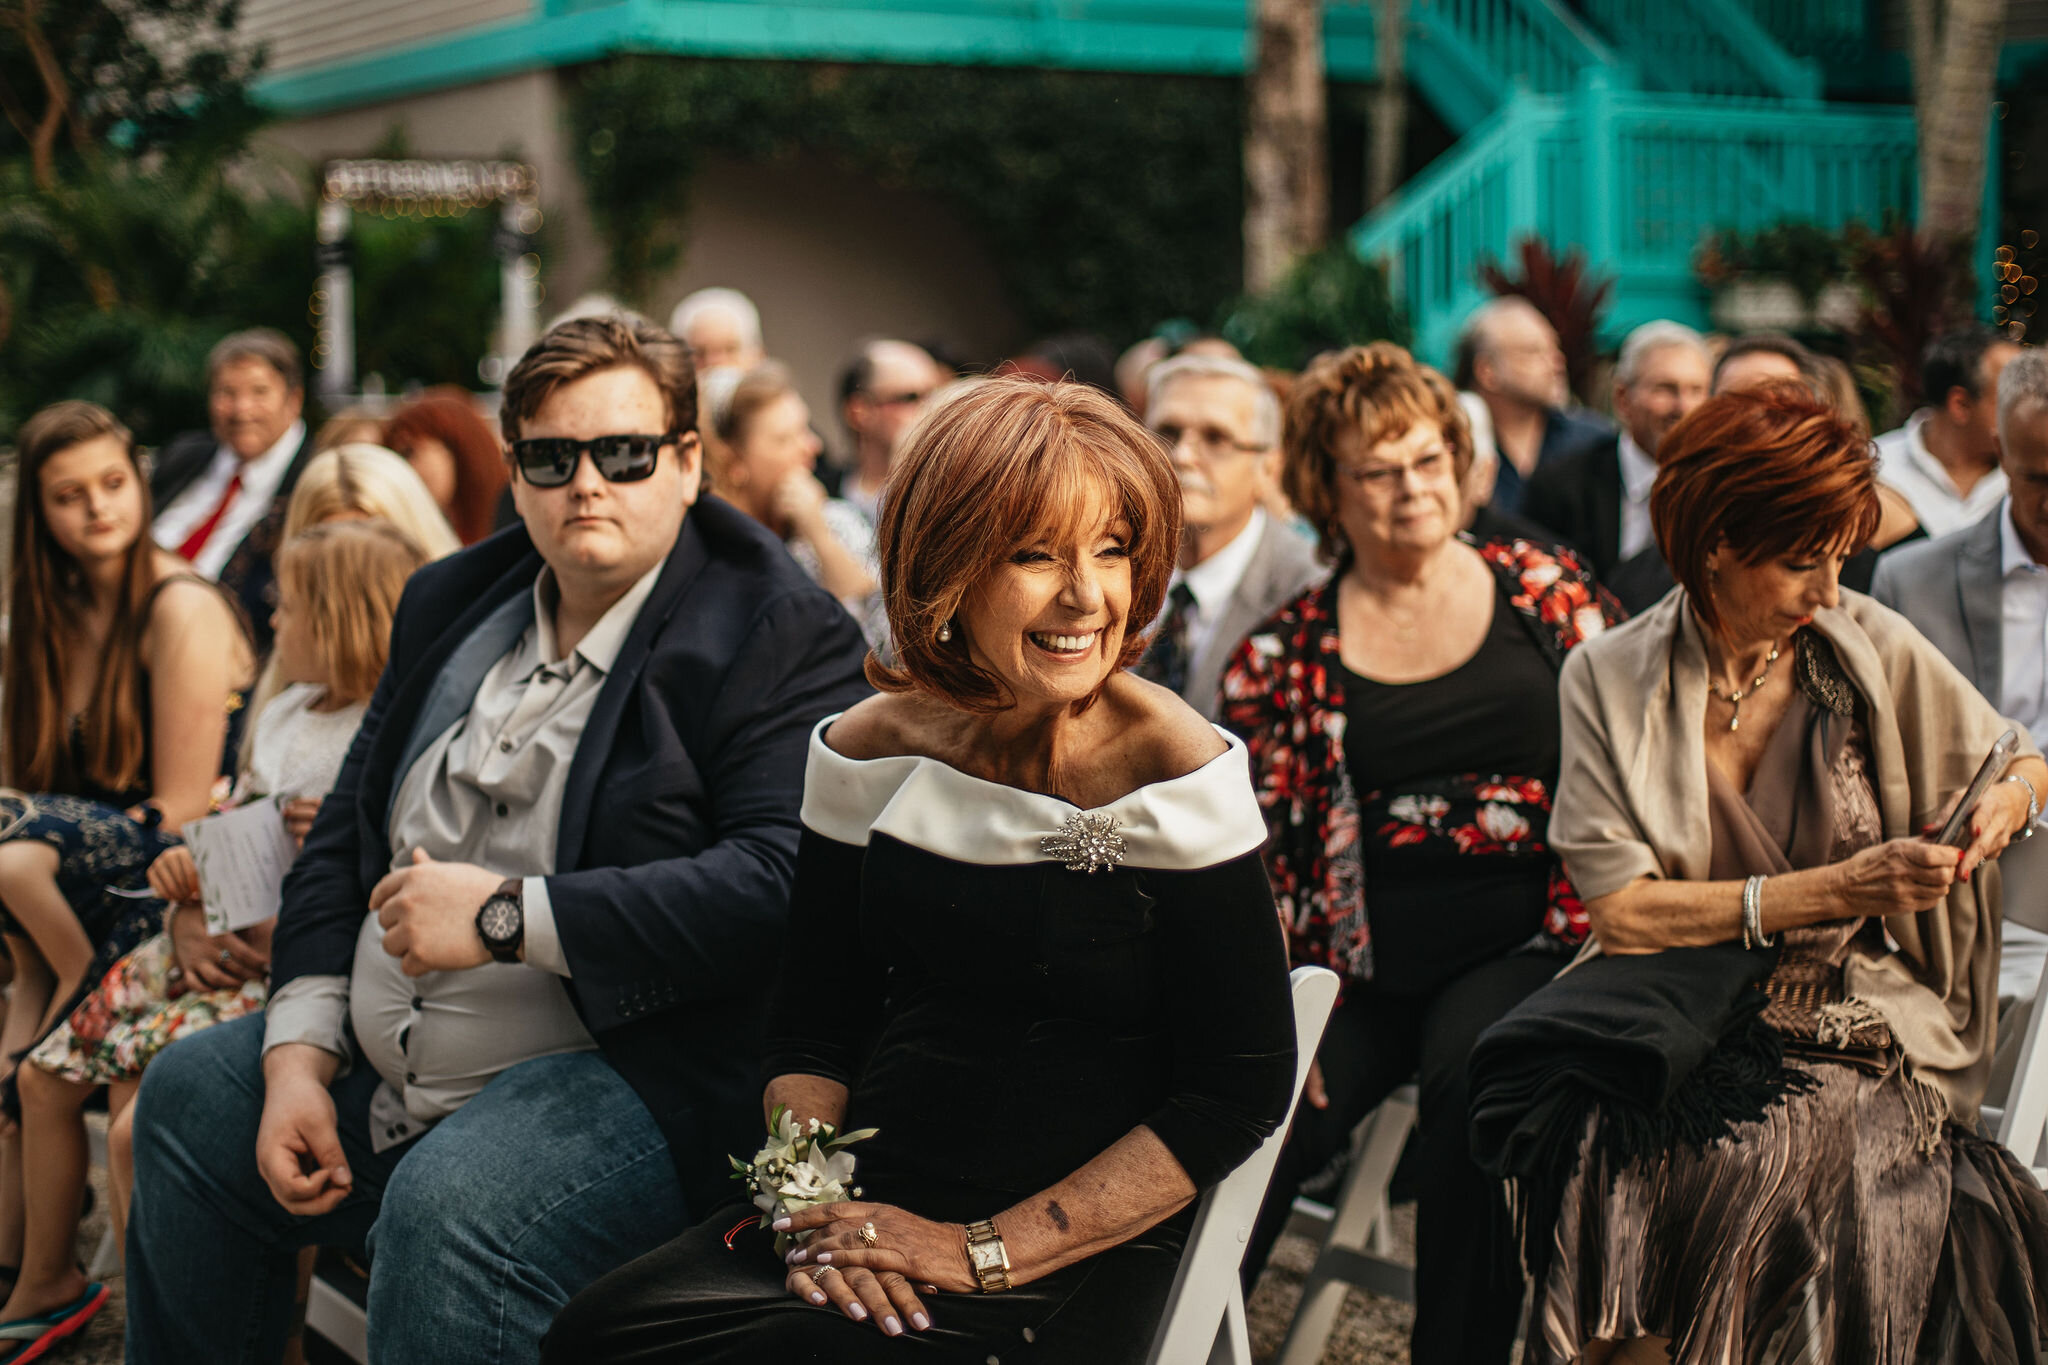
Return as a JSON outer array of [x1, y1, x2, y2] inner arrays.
[[70, 1139, 1419, 1365]]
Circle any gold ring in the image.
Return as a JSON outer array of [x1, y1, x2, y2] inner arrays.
[[859, 1221, 879, 1248], [809, 1265, 830, 1284]]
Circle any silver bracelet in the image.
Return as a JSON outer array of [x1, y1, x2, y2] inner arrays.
[[1741, 874, 1774, 949], [2004, 772, 2040, 839]]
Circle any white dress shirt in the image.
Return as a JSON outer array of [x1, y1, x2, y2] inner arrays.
[[2000, 497, 2048, 750], [1876, 410, 2008, 540], [151, 420, 306, 580], [263, 560, 664, 1150], [1169, 506, 1267, 673], [1616, 431, 1659, 562]]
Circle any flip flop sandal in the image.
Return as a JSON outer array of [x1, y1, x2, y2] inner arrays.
[[0, 1282, 110, 1364]]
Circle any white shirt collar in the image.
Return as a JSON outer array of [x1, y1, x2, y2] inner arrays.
[[220, 418, 307, 491], [531, 559, 665, 673], [1617, 430, 1658, 503], [1898, 409, 2003, 503], [2003, 497, 2047, 577], [1175, 505, 1267, 615], [799, 716, 1266, 870]]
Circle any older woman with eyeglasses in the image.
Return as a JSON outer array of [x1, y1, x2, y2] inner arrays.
[[1221, 342, 1621, 1365]]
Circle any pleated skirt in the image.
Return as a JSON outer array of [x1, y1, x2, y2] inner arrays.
[[1531, 1052, 2048, 1365]]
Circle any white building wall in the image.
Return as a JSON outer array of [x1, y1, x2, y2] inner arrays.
[[239, 0, 529, 72]]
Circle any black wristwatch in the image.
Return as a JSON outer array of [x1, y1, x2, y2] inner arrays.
[[475, 878, 525, 964]]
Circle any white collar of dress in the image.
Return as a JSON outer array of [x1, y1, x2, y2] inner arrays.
[[799, 714, 1266, 871]]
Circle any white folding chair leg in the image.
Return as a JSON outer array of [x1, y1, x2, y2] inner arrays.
[[85, 1119, 121, 1279], [1996, 951, 2048, 1186], [1207, 1289, 1253, 1365], [1145, 967, 1340, 1365], [307, 1275, 371, 1364], [1276, 1085, 1418, 1365]]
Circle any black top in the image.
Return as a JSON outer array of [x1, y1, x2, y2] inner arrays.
[[270, 498, 875, 1208], [763, 828, 1297, 1219], [59, 575, 249, 810], [1339, 596, 1562, 993]]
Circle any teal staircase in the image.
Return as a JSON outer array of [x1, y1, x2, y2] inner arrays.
[[1350, 0, 1917, 365]]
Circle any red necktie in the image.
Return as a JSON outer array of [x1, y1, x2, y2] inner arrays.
[[176, 473, 242, 563]]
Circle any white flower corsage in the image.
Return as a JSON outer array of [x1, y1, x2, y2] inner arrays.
[[729, 1105, 879, 1255]]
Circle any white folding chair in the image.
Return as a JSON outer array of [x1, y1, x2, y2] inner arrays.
[[1145, 964, 1340, 1365], [86, 1123, 121, 1279], [1274, 1083, 1418, 1365], [307, 1273, 370, 1364], [1990, 950, 2048, 1185]]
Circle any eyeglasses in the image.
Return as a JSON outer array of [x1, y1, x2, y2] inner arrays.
[[509, 433, 680, 488], [863, 389, 933, 408], [1335, 448, 1450, 487], [1155, 423, 1268, 458]]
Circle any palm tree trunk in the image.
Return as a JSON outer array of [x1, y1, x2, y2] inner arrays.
[[1911, 0, 2008, 241], [1244, 0, 1329, 294], [1366, 0, 1407, 209]]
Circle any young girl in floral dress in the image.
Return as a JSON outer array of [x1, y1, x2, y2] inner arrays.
[[0, 521, 426, 1358]]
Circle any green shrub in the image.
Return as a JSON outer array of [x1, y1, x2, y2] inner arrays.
[[1220, 245, 1410, 370]]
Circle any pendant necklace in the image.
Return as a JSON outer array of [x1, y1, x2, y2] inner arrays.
[[1713, 643, 1781, 731]]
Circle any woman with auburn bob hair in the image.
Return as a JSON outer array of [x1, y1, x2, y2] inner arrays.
[[1220, 342, 1620, 1365], [546, 377, 1297, 1362], [381, 388, 509, 545], [1493, 384, 2048, 1363]]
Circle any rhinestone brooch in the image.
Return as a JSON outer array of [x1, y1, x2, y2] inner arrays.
[[1042, 811, 1126, 874]]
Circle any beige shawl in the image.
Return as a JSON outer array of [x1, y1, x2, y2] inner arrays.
[[1553, 588, 2039, 1121]]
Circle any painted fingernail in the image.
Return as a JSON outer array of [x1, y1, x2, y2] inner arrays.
[[816, 1252, 832, 1264], [883, 1315, 902, 1335], [786, 1249, 807, 1264], [912, 1312, 931, 1331], [848, 1303, 868, 1321], [771, 1217, 792, 1230], [810, 1291, 827, 1305]]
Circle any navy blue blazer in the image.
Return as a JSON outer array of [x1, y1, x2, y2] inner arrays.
[[149, 427, 318, 657], [271, 494, 874, 1207]]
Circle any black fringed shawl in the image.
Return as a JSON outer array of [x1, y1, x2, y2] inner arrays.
[[1467, 941, 1814, 1272]]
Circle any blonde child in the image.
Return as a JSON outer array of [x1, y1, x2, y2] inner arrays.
[[0, 522, 426, 1355]]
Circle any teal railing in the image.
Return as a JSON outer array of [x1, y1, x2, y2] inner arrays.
[[1725, 0, 1874, 73], [1412, 0, 1613, 97], [1352, 74, 1916, 364], [1573, 0, 1821, 100]]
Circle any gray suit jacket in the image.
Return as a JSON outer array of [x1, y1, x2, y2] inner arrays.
[[1871, 504, 2048, 939], [1869, 504, 2003, 703], [1184, 516, 1324, 721]]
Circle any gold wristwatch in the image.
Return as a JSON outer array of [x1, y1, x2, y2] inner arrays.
[[964, 1219, 1012, 1292]]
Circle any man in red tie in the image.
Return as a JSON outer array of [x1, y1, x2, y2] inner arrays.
[[149, 329, 315, 656]]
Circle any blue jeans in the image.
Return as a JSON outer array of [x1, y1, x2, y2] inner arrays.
[[124, 1014, 689, 1365]]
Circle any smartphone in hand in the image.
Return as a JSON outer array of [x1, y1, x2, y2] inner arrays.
[[1936, 729, 2021, 848]]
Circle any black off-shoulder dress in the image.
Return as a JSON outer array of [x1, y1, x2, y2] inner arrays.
[[543, 718, 1299, 1364]]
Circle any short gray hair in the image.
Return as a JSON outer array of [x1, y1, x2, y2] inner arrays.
[[1999, 348, 2048, 444], [1146, 352, 1282, 449], [1615, 320, 1709, 388], [669, 287, 763, 352], [207, 328, 302, 392]]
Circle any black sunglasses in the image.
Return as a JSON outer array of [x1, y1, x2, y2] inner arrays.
[[509, 432, 681, 488]]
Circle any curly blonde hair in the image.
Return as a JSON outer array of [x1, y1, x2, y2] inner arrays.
[[1281, 342, 1473, 562]]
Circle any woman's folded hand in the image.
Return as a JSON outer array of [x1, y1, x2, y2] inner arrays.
[[778, 1200, 976, 1334], [1831, 838, 1959, 920]]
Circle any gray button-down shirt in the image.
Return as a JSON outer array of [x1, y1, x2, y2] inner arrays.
[[263, 561, 663, 1148]]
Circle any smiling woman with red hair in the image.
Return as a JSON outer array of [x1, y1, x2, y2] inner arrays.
[[546, 376, 1298, 1363], [1508, 383, 2048, 1363]]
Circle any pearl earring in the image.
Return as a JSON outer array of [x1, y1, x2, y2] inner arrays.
[[937, 621, 953, 643]]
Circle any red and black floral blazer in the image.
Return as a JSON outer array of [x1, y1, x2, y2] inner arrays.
[[1218, 537, 1624, 985]]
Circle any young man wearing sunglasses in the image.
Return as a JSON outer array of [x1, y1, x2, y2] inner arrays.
[[125, 315, 875, 1365]]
